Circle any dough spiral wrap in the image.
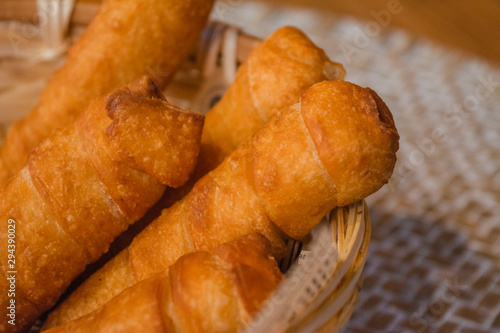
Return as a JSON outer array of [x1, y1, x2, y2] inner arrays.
[[198, 26, 346, 175], [44, 80, 399, 329], [0, 76, 204, 332], [43, 233, 282, 333], [158, 26, 346, 208], [0, 0, 214, 185]]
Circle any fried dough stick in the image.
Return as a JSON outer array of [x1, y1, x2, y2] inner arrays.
[[43, 233, 282, 333], [0, 0, 214, 185], [102, 26, 347, 266], [45, 80, 399, 329], [199, 26, 346, 176], [158, 26, 346, 208], [0, 77, 204, 332]]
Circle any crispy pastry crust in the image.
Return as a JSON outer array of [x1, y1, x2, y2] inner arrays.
[[159, 26, 346, 208], [0, 0, 214, 185], [45, 80, 398, 329], [43, 234, 282, 333], [198, 26, 346, 176], [0, 77, 204, 332]]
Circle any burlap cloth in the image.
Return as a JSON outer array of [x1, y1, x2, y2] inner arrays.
[[216, 2, 500, 332], [2, 1, 500, 332]]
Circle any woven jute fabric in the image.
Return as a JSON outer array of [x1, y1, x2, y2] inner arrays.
[[216, 1, 500, 332]]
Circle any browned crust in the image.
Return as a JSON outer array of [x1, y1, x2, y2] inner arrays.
[[44, 234, 282, 333], [0, 76, 205, 332], [45, 80, 399, 329], [104, 77, 205, 187], [301, 80, 399, 207], [198, 26, 346, 175], [0, 0, 214, 186]]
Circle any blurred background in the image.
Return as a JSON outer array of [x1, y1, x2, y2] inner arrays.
[[257, 0, 500, 65], [1, 1, 500, 332], [1, 0, 500, 64]]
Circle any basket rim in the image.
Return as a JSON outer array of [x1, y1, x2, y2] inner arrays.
[[289, 201, 371, 332], [243, 200, 370, 333]]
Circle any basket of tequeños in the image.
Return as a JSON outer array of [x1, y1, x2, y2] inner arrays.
[[0, 2, 399, 332]]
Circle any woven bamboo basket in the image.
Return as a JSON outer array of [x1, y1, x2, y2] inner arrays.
[[0, 6, 371, 331]]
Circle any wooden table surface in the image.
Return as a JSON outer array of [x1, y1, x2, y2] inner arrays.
[[259, 0, 500, 65], [1, 0, 499, 65]]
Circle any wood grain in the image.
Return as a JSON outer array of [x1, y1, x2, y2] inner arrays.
[[1, 0, 499, 64], [0, 0, 98, 25], [256, 0, 500, 65]]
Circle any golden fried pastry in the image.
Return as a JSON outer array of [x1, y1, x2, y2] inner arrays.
[[158, 26, 346, 208], [44, 80, 398, 328], [43, 233, 282, 333], [0, 77, 204, 332], [199, 26, 346, 175], [0, 0, 214, 186]]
